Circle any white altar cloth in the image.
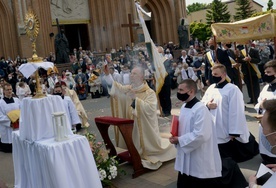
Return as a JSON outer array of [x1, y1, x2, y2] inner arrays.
[[19, 95, 73, 141], [13, 131, 102, 188]]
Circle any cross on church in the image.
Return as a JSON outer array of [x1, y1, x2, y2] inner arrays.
[[121, 14, 139, 44]]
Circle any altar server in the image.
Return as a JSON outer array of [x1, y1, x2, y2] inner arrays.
[[53, 84, 81, 131], [255, 60, 276, 164], [0, 83, 20, 153], [202, 64, 259, 162], [170, 79, 248, 188]]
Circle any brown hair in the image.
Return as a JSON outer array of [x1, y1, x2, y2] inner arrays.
[[3, 83, 12, 90], [179, 79, 197, 93], [263, 99, 276, 131], [264, 60, 276, 72]]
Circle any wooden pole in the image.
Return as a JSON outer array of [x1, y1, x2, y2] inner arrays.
[[234, 42, 243, 91], [274, 37, 276, 59], [245, 44, 256, 104]]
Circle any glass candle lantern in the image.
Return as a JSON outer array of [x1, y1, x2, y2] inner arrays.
[[52, 112, 69, 141]]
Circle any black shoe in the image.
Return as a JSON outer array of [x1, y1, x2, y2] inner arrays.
[[247, 101, 254, 104], [163, 113, 171, 117], [76, 124, 82, 132]]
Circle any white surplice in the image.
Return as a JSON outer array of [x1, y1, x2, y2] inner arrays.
[[62, 96, 81, 127], [0, 97, 20, 143], [175, 101, 222, 178], [201, 83, 249, 144]]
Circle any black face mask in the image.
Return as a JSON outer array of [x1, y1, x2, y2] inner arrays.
[[53, 92, 62, 96], [226, 44, 232, 48], [210, 45, 215, 50], [263, 74, 275, 83], [177, 92, 190, 101], [213, 76, 222, 84]]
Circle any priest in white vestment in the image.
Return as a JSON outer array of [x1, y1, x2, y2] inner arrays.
[[0, 83, 20, 153], [202, 64, 259, 162], [104, 65, 176, 170], [254, 60, 276, 164]]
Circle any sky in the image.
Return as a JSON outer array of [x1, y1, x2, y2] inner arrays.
[[186, 0, 270, 11]]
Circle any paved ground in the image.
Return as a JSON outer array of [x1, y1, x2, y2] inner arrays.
[[0, 85, 263, 187]]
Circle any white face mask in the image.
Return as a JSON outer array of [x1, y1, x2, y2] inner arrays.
[[264, 131, 276, 152]]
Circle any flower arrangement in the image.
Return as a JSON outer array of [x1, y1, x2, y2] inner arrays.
[[85, 132, 119, 187]]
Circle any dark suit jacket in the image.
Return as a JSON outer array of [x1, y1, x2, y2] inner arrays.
[[237, 47, 260, 76], [205, 48, 233, 84]]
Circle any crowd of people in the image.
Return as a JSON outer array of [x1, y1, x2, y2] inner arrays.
[[0, 36, 276, 187]]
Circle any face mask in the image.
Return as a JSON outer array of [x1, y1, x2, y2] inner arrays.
[[8, 76, 12, 79], [198, 57, 203, 61], [177, 92, 190, 101], [263, 131, 276, 152], [53, 92, 62, 96], [210, 45, 215, 50], [78, 72, 82, 75], [32, 80, 36, 83], [226, 44, 232, 48], [263, 74, 275, 83], [213, 76, 222, 84]]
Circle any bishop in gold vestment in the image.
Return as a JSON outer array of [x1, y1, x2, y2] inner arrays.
[[104, 66, 176, 170]]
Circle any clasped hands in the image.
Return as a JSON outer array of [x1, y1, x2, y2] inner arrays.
[[169, 136, 179, 144]]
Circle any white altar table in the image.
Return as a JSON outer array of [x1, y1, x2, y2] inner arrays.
[[13, 131, 102, 188]]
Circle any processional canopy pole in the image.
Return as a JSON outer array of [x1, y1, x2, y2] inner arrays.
[[24, 10, 46, 98]]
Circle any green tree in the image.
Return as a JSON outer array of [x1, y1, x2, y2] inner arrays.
[[187, 3, 210, 14], [267, 0, 273, 11], [206, 0, 231, 25], [234, 0, 255, 21], [190, 22, 212, 42]]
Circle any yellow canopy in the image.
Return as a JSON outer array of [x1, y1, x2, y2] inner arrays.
[[211, 13, 276, 44]]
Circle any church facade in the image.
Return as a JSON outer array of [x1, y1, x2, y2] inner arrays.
[[0, 0, 187, 59]]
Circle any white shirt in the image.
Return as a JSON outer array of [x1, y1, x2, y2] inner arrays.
[[61, 96, 81, 127], [120, 71, 130, 85], [201, 83, 249, 144], [175, 101, 222, 178], [181, 67, 198, 81]]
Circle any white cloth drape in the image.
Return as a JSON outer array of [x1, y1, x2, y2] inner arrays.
[[19, 95, 73, 141], [13, 131, 102, 188]]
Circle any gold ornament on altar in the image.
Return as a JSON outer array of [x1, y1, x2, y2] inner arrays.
[[25, 10, 41, 61], [24, 10, 46, 98]]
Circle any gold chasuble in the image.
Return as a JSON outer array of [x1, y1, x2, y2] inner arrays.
[[110, 81, 176, 170]]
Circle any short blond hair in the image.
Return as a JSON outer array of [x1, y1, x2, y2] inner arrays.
[[211, 64, 226, 74]]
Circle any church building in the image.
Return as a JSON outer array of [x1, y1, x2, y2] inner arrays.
[[0, 0, 187, 59]]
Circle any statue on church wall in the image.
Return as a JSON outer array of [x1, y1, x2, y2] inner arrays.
[[178, 18, 189, 49], [54, 26, 69, 64]]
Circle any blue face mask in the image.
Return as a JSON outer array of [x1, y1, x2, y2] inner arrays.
[[261, 131, 276, 153]]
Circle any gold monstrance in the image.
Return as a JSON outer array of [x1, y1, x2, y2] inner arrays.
[[24, 10, 46, 98]]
